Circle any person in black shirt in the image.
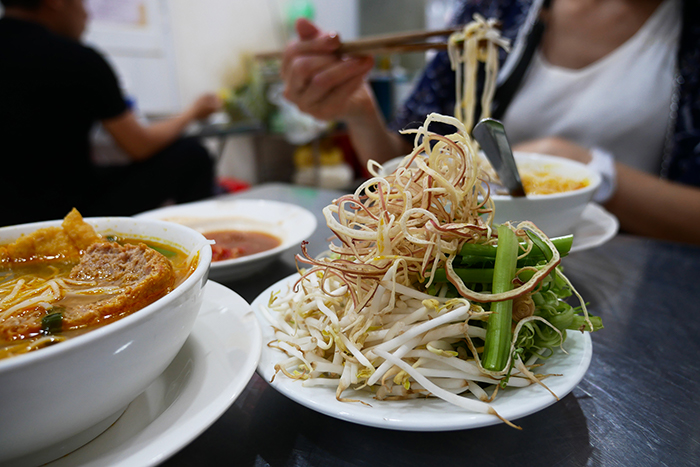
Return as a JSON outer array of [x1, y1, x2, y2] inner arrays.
[[0, 0, 222, 226]]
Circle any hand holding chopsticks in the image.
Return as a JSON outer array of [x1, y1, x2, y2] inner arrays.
[[275, 19, 460, 154], [278, 19, 376, 122], [277, 18, 458, 168]]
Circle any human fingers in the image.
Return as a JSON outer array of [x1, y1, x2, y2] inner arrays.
[[303, 73, 369, 121], [296, 18, 319, 40], [300, 56, 373, 104], [284, 54, 346, 102], [191, 94, 222, 119], [294, 57, 374, 118], [281, 33, 341, 79]]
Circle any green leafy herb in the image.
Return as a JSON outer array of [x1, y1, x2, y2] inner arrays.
[[41, 309, 64, 335]]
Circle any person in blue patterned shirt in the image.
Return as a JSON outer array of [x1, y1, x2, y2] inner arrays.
[[281, 0, 700, 244]]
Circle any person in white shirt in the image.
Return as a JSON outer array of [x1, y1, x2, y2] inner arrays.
[[280, 0, 700, 245]]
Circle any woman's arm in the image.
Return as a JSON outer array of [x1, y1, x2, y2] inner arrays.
[[342, 83, 413, 167], [605, 164, 700, 244]]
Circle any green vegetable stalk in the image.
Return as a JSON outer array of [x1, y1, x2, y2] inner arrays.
[[459, 234, 573, 262], [481, 225, 519, 371]]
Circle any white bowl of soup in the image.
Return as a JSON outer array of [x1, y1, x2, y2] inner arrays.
[[0, 211, 212, 465], [489, 152, 601, 237]]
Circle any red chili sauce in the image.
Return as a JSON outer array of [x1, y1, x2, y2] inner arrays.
[[205, 230, 282, 262]]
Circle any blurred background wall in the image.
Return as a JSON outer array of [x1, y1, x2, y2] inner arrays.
[[83, 0, 360, 116]]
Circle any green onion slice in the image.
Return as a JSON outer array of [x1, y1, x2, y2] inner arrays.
[[41, 311, 63, 335]]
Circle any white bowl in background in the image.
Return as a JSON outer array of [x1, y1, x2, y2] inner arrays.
[[491, 152, 602, 237], [136, 198, 317, 282], [0, 217, 212, 465], [377, 155, 407, 178]]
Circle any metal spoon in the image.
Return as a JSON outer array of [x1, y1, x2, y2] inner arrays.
[[472, 118, 526, 197]]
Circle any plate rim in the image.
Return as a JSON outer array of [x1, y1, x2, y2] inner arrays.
[[252, 273, 593, 432], [569, 202, 619, 253], [46, 281, 262, 466]]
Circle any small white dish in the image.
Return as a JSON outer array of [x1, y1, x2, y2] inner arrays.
[[251, 274, 593, 432], [569, 203, 619, 253], [137, 199, 317, 282], [30, 281, 262, 467]]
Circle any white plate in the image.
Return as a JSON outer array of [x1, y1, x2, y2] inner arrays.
[[137, 199, 317, 281], [252, 274, 593, 432], [569, 203, 619, 253], [44, 281, 261, 467]]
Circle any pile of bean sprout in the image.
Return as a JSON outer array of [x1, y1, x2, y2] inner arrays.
[[259, 113, 595, 427]]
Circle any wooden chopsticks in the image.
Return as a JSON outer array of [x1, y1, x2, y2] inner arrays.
[[338, 27, 461, 54], [255, 27, 462, 60]]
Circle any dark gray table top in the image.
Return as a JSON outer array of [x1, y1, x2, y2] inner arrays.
[[162, 183, 700, 467]]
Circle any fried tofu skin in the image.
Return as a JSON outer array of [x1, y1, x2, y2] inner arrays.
[[0, 209, 100, 264]]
